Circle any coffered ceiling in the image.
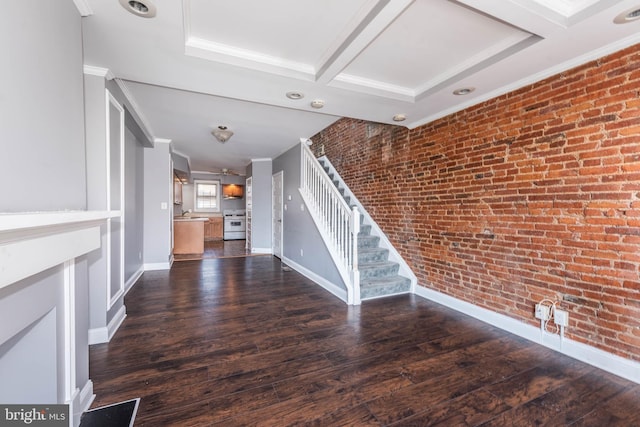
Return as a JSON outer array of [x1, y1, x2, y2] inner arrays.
[[79, 0, 640, 173]]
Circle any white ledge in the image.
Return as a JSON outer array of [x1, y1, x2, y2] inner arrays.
[[0, 211, 119, 233], [0, 211, 116, 290]]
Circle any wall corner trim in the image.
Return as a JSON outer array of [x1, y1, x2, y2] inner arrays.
[[413, 285, 640, 384], [73, 380, 94, 422], [88, 306, 127, 345]]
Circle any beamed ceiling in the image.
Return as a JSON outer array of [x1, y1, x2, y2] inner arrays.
[[79, 0, 640, 173]]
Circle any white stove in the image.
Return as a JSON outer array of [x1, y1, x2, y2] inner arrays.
[[223, 209, 246, 240]]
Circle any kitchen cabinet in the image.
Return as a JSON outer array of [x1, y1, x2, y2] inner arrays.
[[204, 217, 223, 241], [173, 218, 206, 254], [174, 180, 183, 205]]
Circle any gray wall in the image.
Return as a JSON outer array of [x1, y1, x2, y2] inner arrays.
[[273, 145, 344, 288], [249, 160, 273, 250], [124, 127, 145, 281], [85, 76, 147, 332], [0, 0, 86, 211]]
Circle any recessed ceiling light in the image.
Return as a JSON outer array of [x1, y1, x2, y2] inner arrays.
[[119, 0, 157, 18], [286, 91, 304, 100], [453, 87, 475, 96], [392, 114, 406, 122], [310, 99, 325, 109], [614, 6, 640, 24]]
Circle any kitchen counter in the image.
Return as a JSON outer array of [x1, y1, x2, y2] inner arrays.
[[173, 218, 206, 254]]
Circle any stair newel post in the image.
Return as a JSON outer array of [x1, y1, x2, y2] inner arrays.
[[350, 205, 360, 305]]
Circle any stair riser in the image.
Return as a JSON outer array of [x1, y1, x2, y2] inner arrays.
[[360, 277, 412, 300], [358, 225, 372, 236], [361, 285, 411, 300], [358, 236, 380, 248], [358, 250, 388, 263], [360, 264, 400, 279]]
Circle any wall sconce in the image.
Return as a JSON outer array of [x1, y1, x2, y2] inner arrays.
[[212, 125, 233, 143]]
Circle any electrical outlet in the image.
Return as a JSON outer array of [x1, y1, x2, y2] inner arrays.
[[535, 303, 550, 320], [555, 309, 569, 327]]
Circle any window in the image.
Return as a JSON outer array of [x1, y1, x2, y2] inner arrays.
[[194, 180, 220, 212]]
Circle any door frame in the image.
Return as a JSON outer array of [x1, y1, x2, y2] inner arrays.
[[272, 171, 283, 258]]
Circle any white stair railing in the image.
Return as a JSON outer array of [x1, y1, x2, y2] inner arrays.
[[300, 142, 361, 305]]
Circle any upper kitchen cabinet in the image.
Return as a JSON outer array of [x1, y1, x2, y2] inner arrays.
[[172, 150, 191, 206], [174, 172, 185, 205]]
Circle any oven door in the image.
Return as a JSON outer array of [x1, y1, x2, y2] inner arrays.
[[224, 218, 246, 240]]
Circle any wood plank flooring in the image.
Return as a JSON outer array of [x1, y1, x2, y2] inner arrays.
[[173, 240, 251, 261], [89, 256, 640, 426]]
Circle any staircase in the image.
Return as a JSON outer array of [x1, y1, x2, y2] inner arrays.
[[318, 159, 412, 300]]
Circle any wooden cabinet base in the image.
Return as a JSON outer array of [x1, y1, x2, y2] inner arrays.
[[174, 220, 205, 254], [205, 217, 223, 241]]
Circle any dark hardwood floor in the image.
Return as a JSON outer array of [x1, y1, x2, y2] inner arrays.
[[173, 239, 251, 261], [89, 256, 640, 426]]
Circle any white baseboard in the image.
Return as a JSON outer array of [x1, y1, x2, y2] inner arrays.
[[143, 262, 171, 271], [72, 380, 94, 427], [125, 266, 143, 295], [107, 305, 126, 340], [78, 379, 94, 412], [88, 305, 127, 345], [282, 256, 347, 303], [414, 285, 640, 384], [252, 247, 272, 254]]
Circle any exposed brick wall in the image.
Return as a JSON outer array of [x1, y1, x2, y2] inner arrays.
[[312, 44, 640, 361]]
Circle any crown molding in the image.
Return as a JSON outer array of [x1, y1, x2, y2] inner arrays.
[[113, 79, 155, 143], [83, 65, 115, 80], [73, 0, 93, 17]]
